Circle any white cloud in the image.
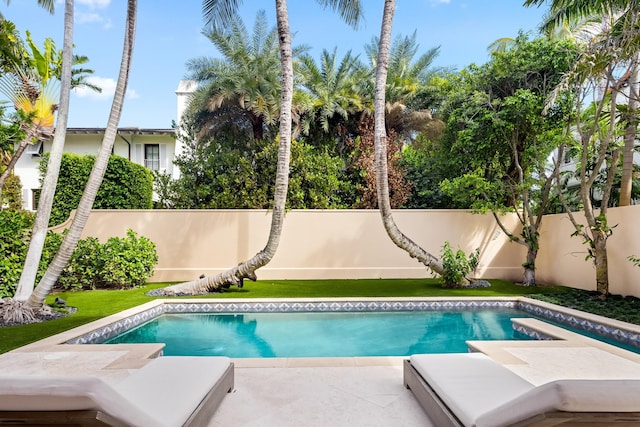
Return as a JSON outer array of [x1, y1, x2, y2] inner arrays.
[[73, 76, 139, 100], [429, 0, 451, 5], [75, 11, 112, 29], [77, 0, 111, 9]]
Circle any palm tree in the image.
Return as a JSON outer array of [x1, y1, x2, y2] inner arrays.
[[2, 0, 54, 14], [365, 31, 444, 141], [186, 10, 284, 141], [24, 0, 137, 310], [297, 47, 370, 136], [2, 0, 71, 322], [0, 32, 98, 201], [162, 0, 362, 295], [372, 0, 448, 281]]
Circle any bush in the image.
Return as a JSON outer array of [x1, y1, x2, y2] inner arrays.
[[0, 210, 61, 297], [56, 230, 158, 290], [0, 211, 158, 295], [440, 241, 480, 287], [40, 153, 154, 226]]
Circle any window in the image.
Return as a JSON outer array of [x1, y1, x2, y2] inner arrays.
[[144, 144, 160, 170], [32, 189, 41, 210]]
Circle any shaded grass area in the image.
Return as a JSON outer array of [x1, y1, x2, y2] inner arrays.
[[530, 288, 640, 325]]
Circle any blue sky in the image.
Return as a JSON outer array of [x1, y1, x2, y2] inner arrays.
[[2, 0, 549, 129]]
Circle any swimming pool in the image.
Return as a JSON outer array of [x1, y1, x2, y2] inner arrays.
[[65, 298, 640, 357], [103, 309, 533, 357]]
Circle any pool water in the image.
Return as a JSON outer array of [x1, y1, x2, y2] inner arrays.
[[104, 309, 533, 357]]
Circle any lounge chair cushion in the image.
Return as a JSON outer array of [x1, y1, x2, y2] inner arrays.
[[410, 353, 640, 427], [116, 356, 232, 427], [410, 353, 535, 427], [0, 356, 232, 427]]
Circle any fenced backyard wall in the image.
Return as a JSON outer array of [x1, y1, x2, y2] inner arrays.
[[58, 206, 640, 297]]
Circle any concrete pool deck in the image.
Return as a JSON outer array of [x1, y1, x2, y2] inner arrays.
[[1, 297, 640, 426]]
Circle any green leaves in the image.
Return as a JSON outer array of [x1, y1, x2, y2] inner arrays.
[[39, 153, 154, 226], [440, 241, 480, 287]]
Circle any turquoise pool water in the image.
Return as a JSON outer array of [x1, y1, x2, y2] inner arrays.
[[104, 309, 533, 357]]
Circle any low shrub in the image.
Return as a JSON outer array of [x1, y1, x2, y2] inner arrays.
[[56, 230, 158, 290], [440, 241, 480, 287], [0, 211, 158, 295]]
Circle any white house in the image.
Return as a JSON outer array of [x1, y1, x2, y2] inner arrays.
[[14, 80, 197, 210]]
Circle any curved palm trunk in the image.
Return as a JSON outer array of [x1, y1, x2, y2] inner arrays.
[[373, 0, 446, 279], [163, 0, 293, 295], [27, 0, 137, 308], [13, 1, 74, 302], [619, 58, 639, 206]]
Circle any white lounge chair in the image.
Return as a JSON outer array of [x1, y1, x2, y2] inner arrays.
[[404, 352, 640, 427], [0, 356, 234, 427]]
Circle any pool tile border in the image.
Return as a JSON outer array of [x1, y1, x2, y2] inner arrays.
[[518, 301, 640, 348], [64, 298, 640, 350]]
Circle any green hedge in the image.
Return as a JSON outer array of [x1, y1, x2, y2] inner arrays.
[[0, 210, 158, 297], [40, 153, 153, 226]]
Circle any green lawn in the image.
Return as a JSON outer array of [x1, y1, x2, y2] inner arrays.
[[0, 278, 618, 354]]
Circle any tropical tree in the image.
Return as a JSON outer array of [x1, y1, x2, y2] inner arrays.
[[365, 31, 444, 141], [525, 0, 640, 298], [0, 30, 98, 202], [186, 10, 287, 141], [22, 0, 138, 311], [297, 47, 370, 141], [1, 0, 68, 322], [438, 34, 578, 286], [160, 0, 363, 295], [371, 0, 451, 282], [524, 0, 640, 207]]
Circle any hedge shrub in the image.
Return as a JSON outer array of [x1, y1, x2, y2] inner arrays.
[[40, 153, 154, 226], [56, 230, 158, 290], [0, 210, 158, 296]]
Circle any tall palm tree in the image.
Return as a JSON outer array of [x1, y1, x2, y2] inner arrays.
[[373, 0, 447, 281], [25, 0, 137, 309], [4, 0, 71, 322], [186, 10, 284, 141], [162, 0, 362, 295]]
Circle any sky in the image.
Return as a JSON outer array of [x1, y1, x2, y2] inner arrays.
[[2, 0, 550, 129]]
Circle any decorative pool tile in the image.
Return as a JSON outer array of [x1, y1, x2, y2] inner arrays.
[[64, 299, 639, 349], [518, 301, 640, 348], [512, 323, 556, 341]]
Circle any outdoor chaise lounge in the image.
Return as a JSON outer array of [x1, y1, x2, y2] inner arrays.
[[0, 356, 234, 427], [404, 352, 640, 427]]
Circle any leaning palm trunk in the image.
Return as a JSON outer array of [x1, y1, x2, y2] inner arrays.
[[162, 0, 294, 295], [12, 1, 74, 302], [373, 0, 447, 280], [27, 0, 137, 308]]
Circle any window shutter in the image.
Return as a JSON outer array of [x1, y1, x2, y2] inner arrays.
[[159, 144, 167, 171]]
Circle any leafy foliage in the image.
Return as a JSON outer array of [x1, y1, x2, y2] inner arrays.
[[57, 230, 158, 290], [159, 120, 356, 209], [0, 210, 60, 297], [440, 241, 480, 288], [0, 211, 158, 295], [39, 153, 153, 225]]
